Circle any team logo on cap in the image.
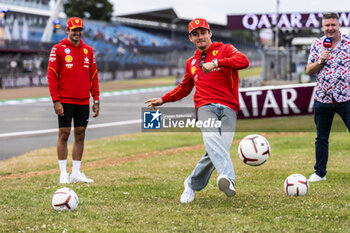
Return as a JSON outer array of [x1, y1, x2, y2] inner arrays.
[[195, 20, 200, 24], [65, 55, 73, 63], [213, 50, 218, 56], [75, 19, 80, 24], [84, 48, 88, 55]]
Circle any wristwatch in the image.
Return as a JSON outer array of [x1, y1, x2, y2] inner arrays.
[[318, 59, 324, 65], [212, 59, 218, 67], [94, 100, 100, 104]]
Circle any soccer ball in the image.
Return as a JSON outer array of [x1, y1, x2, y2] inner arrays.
[[238, 134, 271, 166], [284, 174, 309, 196], [52, 187, 79, 211]]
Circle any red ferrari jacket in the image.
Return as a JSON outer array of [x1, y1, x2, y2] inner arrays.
[[162, 42, 249, 112], [47, 38, 99, 105]]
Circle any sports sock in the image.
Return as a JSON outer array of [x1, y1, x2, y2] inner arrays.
[[72, 160, 81, 175], [58, 160, 67, 174]]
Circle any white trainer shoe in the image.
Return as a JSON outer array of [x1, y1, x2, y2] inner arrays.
[[59, 172, 70, 184], [70, 172, 94, 183], [217, 175, 236, 197], [180, 177, 195, 203], [308, 173, 326, 182]]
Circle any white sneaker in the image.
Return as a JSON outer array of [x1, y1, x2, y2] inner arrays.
[[180, 177, 195, 203], [217, 175, 236, 197], [70, 172, 94, 183], [308, 173, 326, 182], [59, 173, 70, 184]]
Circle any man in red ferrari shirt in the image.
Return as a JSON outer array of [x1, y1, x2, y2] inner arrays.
[[145, 18, 249, 203], [47, 17, 100, 184]]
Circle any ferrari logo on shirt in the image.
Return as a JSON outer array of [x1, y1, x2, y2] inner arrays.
[[213, 50, 218, 56], [84, 48, 88, 55], [191, 66, 196, 75], [65, 55, 73, 63]]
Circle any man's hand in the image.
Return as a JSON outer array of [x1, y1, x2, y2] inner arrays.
[[202, 61, 216, 75], [306, 49, 331, 76], [54, 101, 64, 116], [144, 98, 163, 109], [320, 50, 330, 64], [92, 103, 100, 117]]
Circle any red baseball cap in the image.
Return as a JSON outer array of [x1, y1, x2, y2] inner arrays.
[[66, 17, 84, 30], [188, 18, 210, 34]]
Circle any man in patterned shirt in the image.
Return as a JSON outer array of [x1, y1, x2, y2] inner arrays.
[[306, 12, 350, 182]]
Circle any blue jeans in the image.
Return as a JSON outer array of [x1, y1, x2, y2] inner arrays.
[[314, 100, 350, 177], [188, 103, 237, 191]]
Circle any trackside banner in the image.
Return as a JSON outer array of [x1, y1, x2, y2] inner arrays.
[[142, 83, 317, 132], [238, 82, 316, 119], [227, 12, 350, 30]]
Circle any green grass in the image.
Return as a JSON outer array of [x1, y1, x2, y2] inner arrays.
[[107, 76, 176, 86], [0, 68, 263, 101], [107, 66, 262, 86], [1, 115, 350, 232], [240, 66, 262, 79], [237, 114, 348, 132]]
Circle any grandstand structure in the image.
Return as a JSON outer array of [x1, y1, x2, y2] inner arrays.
[[0, 0, 51, 27], [0, 2, 259, 88], [0, 0, 53, 88]]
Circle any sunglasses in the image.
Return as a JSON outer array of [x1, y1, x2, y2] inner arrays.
[[199, 52, 207, 67]]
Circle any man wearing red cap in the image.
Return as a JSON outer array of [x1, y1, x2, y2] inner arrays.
[[145, 18, 249, 203], [47, 17, 100, 184]]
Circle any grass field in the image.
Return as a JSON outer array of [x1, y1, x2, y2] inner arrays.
[[0, 66, 262, 101], [105, 66, 262, 84], [239, 66, 262, 79], [0, 115, 349, 232]]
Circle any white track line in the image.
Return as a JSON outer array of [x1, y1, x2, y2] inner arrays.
[[0, 119, 141, 139]]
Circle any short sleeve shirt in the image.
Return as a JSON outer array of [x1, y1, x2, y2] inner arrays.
[[308, 34, 350, 103]]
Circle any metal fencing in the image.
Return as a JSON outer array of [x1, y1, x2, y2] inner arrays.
[[260, 47, 309, 84]]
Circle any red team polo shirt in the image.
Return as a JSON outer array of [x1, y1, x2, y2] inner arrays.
[[47, 38, 99, 105], [162, 42, 249, 112]]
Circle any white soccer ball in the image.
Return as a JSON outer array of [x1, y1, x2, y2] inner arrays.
[[52, 187, 79, 211], [238, 134, 271, 166], [284, 174, 309, 196]]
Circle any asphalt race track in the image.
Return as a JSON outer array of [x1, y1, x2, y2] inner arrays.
[[0, 88, 194, 160]]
